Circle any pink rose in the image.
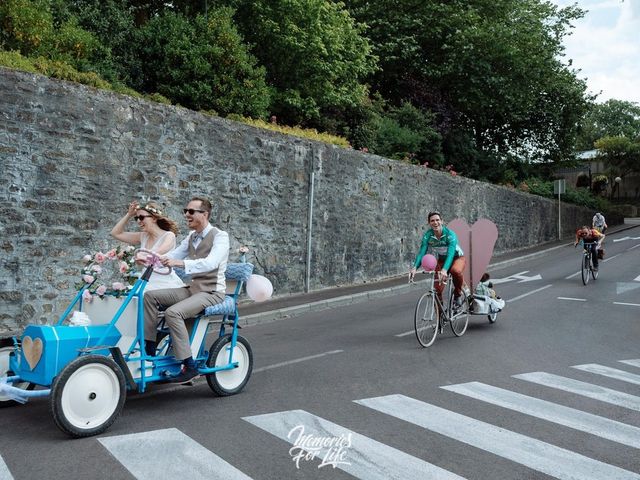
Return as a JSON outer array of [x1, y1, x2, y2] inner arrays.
[[94, 252, 106, 263], [82, 289, 93, 303], [83, 274, 95, 284], [107, 249, 117, 259], [238, 246, 249, 253], [119, 261, 129, 273], [82, 254, 92, 263], [96, 285, 107, 296], [112, 282, 125, 291], [91, 264, 102, 274], [450, 171, 457, 176]]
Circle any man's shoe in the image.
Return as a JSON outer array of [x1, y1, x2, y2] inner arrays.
[[453, 295, 463, 308], [169, 366, 200, 385]]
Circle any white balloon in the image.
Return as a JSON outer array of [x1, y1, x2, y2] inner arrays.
[[246, 274, 273, 302]]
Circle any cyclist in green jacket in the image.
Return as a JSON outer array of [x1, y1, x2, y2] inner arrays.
[[409, 211, 466, 306]]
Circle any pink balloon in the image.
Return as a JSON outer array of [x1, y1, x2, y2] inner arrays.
[[246, 274, 273, 302], [421, 254, 437, 271]]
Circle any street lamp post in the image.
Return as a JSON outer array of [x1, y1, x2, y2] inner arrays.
[[615, 176, 621, 202]]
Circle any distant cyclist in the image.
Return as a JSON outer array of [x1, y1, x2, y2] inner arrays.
[[574, 226, 605, 271], [409, 211, 466, 306], [592, 212, 607, 233]]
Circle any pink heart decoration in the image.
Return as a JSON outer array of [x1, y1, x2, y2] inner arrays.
[[448, 218, 499, 288]]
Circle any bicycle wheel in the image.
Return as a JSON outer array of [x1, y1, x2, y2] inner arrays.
[[414, 293, 438, 347], [591, 257, 599, 280], [450, 290, 470, 337], [581, 253, 590, 285]]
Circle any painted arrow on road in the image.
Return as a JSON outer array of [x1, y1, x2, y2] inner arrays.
[[491, 271, 543, 285]]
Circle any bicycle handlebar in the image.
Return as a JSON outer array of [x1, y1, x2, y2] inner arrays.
[[135, 248, 172, 276]]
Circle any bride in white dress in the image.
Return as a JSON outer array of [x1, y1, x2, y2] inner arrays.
[[110, 201, 185, 291]]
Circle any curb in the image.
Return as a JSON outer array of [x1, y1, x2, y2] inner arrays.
[[240, 278, 431, 326], [241, 223, 640, 327]]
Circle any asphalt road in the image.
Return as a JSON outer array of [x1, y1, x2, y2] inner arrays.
[[1, 228, 640, 480]]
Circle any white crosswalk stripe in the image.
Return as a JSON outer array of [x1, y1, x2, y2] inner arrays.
[[243, 409, 464, 479], [0, 455, 14, 480], [514, 372, 640, 411], [441, 381, 640, 448], [356, 394, 640, 480], [620, 359, 640, 368], [98, 428, 253, 480], [572, 363, 640, 385], [31, 358, 639, 479]]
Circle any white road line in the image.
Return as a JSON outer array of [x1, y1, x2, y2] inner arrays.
[[506, 284, 552, 303], [565, 271, 581, 279], [602, 254, 620, 263], [628, 244, 640, 250], [513, 372, 640, 411], [572, 364, 640, 386], [130, 350, 344, 399], [395, 329, 415, 337], [98, 428, 253, 480], [243, 409, 464, 480], [0, 455, 14, 480], [557, 297, 586, 302], [620, 359, 640, 368], [356, 394, 640, 480], [254, 350, 343, 372], [441, 382, 640, 448], [613, 302, 640, 307], [635, 274, 640, 281]]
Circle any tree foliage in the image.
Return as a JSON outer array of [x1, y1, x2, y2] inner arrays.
[[576, 99, 640, 150], [345, 0, 591, 163], [230, 0, 378, 125], [594, 136, 640, 179], [137, 10, 270, 117]]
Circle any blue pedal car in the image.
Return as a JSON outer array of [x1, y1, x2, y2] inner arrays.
[[0, 258, 254, 438]]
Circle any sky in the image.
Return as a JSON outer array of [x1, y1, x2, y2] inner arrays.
[[551, 0, 640, 104]]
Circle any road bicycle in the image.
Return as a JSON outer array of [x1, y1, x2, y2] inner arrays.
[[579, 241, 599, 285], [414, 271, 470, 348]]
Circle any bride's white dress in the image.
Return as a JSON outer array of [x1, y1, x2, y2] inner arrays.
[[141, 232, 186, 291]]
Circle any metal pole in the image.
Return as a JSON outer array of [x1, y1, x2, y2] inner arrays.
[[305, 171, 315, 293], [558, 191, 561, 240]]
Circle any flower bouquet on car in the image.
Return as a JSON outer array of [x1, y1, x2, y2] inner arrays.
[[76, 245, 137, 301]]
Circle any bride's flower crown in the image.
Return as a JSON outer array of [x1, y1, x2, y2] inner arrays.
[[142, 204, 162, 216]]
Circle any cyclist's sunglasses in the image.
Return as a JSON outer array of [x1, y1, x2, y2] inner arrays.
[[183, 208, 206, 215]]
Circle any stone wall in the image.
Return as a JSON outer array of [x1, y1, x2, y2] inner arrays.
[[0, 68, 600, 331]]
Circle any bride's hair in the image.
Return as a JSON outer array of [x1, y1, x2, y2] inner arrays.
[[141, 202, 179, 235]]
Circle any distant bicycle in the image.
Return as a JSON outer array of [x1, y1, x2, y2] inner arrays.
[[579, 241, 599, 285], [414, 271, 470, 347]]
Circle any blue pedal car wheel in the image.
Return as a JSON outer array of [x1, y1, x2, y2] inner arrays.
[[206, 334, 253, 396], [50, 355, 126, 438]]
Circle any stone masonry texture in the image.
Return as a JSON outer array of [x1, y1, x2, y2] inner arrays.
[[0, 67, 608, 332]]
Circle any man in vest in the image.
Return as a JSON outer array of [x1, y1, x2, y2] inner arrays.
[[143, 197, 229, 384]]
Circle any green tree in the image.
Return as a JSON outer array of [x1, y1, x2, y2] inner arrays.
[[48, 0, 141, 85], [231, 0, 377, 126], [576, 99, 640, 151], [137, 10, 270, 117], [594, 136, 640, 180], [0, 0, 100, 65], [346, 0, 591, 165]]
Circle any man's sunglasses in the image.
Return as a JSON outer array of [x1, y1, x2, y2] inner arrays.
[[134, 215, 152, 221], [183, 208, 206, 215]]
